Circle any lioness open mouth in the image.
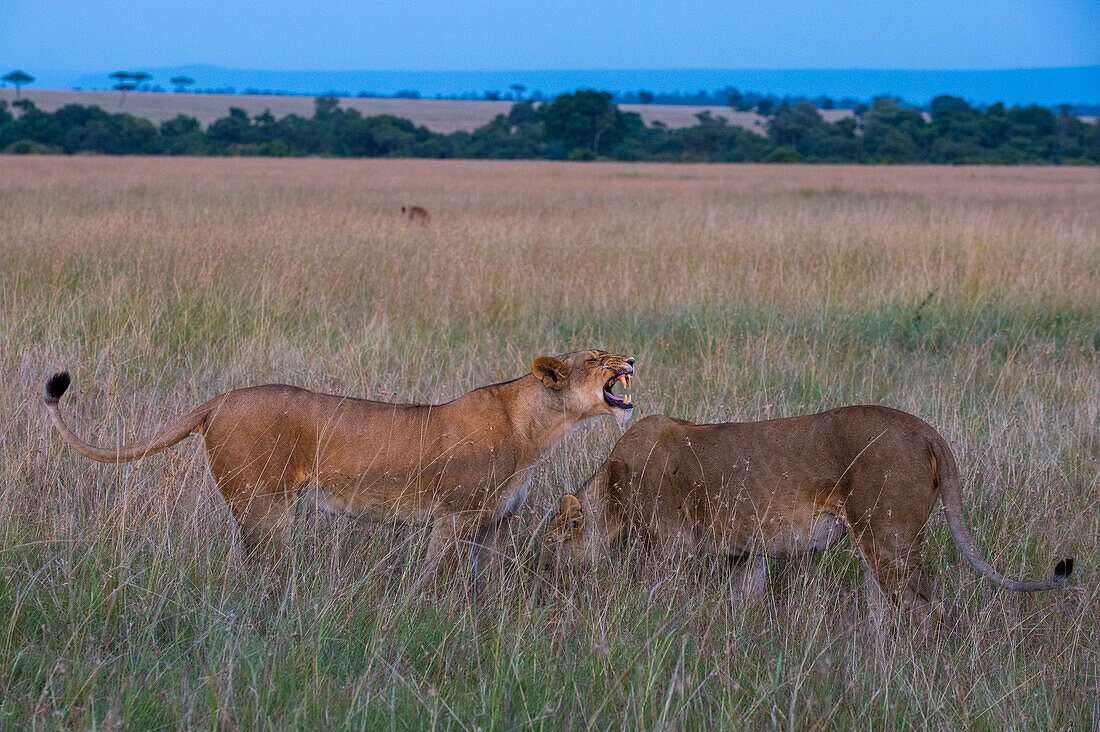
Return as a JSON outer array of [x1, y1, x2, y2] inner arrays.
[[603, 373, 633, 410]]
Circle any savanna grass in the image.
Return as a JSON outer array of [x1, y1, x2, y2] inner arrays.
[[1, 157, 1097, 729]]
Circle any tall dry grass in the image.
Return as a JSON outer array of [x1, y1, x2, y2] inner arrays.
[[1, 157, 1097, 729]]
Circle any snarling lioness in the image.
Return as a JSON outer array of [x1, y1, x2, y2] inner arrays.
[[44, 350, 635, 580], [546, 408, 1072, 620]]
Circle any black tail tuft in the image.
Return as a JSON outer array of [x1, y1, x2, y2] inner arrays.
[[1054, 558, 1074, 578], [44, 372, 71, 405]]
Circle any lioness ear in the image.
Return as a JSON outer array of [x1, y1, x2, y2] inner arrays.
[[533, 356, 572, 390]]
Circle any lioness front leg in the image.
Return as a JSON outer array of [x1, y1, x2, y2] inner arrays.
[[414, 513, 484, 590], [472, 512, 524, 592]]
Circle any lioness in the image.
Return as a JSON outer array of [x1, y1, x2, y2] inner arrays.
[[401, 205, 430, 223], [44, 350, 635, 580], [546, 408, 1073, 619]]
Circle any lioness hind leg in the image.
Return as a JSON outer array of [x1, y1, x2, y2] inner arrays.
[[730, 554, 767, 601], [863, 567, 892, 630], [222, 483, 295, 561], [856, 528, 938, 632]]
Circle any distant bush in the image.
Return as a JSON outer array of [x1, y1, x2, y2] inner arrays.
[[3, 138, 57, 154], [764, 146, 802, 163]]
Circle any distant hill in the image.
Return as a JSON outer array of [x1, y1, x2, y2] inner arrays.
[[16, 65, 1100, 108]]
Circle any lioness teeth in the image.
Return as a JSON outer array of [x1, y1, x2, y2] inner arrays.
[[604, 373, 633, 408]]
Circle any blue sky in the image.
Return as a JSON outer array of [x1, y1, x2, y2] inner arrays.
[[2, 0, 1098, 72]]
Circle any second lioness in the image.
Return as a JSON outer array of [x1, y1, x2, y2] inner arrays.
[[401, 205, 430, 223], [546, 408, 1072, 619], [45, 350, 635, 580]]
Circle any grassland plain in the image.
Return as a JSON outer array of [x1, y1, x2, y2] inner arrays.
[[0, 156, 1097, 729]]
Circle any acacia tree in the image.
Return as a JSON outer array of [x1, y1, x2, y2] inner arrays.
[[170, 75, 195, 93], [510, 84, 526, 101], [109, 71, 151, 107], [2, 70, 34, 98]]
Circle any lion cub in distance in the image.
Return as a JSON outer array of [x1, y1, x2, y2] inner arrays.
[[546, 408, 1073, 624], [45, 350, 636, 583]]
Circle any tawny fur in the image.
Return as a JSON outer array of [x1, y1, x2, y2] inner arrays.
[[44, 350, 635, 580], [546, 409, 1072, 621]]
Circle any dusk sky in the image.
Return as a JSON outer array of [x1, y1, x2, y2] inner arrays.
[[2, 0, 1098, 72]]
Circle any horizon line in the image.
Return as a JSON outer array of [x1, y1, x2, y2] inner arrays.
[[10, 63, 1100, 74]]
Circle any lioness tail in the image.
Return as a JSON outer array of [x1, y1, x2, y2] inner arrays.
[[44, 371, 209, 463], [930, 437, 1073, 592]]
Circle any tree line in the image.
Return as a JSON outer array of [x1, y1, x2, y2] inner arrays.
[[2, 91, 1098, 164]]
